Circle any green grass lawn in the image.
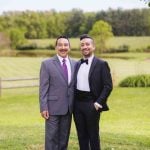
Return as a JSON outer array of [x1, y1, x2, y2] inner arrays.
[[0, 88, 150, 149], [0, 53, 150, 149], [0, 53, 150, 86]]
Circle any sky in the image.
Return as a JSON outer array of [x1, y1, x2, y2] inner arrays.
[[0, 0, 149, 14]]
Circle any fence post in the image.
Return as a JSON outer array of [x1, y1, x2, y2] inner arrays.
[[0, 77, 1, 97]]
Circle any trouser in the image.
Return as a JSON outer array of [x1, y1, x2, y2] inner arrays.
[[45, 112, 72, 150], [74, 92, 101, 150]]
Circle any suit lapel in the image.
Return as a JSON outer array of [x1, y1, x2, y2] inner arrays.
[[74, 61, 81, 86], [89, 57, 97, 79], [75, 61, 81, 77], [68, 58, 75, 86]]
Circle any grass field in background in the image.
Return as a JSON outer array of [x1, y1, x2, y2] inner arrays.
[[29, 36, 150, 51], [0, 52, 150, 86], [0, 52, 150, 149], [107, 36, 150, 50], [0, 88, 150, 149], [29, 38, 80, 49], [0, 57, 42, 78]]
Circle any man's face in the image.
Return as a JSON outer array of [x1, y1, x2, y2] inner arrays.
[[80, 38, 95, 58], [55, 38, 70, 58]]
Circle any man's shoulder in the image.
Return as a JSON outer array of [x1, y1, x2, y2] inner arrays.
[[69, 58, 78, 64], [94, 56, 106, 64], [42, 56, 55, 64]]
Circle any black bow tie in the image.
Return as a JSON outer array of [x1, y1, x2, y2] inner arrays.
[[81, 58, 88, 64]]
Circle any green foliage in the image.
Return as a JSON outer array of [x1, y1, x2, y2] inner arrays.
[[0, 9, 150, 40], [89, 20, 113, 53], [46, 44, 55, 50], [107, 44, 129, 53], [16, 42, 37, 50], [119, 75, 150, 87], [8, 28, 26, 49], [65, 9, 85, 37], [144, 45, 150, 52], [0, 32, 10, 49]]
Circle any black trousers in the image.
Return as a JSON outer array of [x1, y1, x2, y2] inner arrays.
[[73, 90, 101, 150]]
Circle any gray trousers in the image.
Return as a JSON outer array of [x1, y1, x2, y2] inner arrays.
[[45, 113, 72, 150]]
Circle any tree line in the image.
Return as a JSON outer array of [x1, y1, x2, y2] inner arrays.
[[0, 8, 150, 39]]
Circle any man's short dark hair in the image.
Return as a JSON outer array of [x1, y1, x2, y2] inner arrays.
[[55, 35, 70, 46], [80, 34, 93, 41]]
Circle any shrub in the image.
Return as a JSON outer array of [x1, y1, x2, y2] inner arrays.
[[119, 44, 129, 52], [16, 43, 37, 50], [144, 45, 150, 52], [119, 74, 150, 87], [106, 44, 129, 53], [8, 28, 26, 49], [46, 44, 55, 50], [0, 32, 11, 49]]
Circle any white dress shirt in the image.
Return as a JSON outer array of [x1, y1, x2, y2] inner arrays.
[[77, 54, 102, 109], [57, 54, 71, 84], [77, 54, 94, 91]]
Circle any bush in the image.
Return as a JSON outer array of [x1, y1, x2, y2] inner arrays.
[[46, 44, 55, 50], [16, 43, 37, 50], [8, 28, 26, 49], [0, 32, 11, 49], [144, 45, 150, 52], [106, 44, 129, 53], [119, 74, 150, 87]]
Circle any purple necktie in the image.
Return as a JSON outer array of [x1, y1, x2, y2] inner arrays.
[[62, 59, 68, 81]]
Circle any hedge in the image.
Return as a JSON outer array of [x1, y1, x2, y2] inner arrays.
[[119, 74, 150, 87]]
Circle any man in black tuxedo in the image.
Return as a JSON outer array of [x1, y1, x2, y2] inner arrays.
[[73, 34, 113, 150]]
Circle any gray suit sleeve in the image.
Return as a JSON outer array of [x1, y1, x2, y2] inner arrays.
[[39, 61, 50, 112]]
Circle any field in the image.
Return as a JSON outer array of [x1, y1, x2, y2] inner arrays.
[[0, 45, 150, 149], [0, 88, 150, 150], [29, 36, 150, 51], [0, 53, 150, 86], [107, 36, 150, 51]]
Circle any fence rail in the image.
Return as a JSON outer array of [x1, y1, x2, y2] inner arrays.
[[0, 77, 39, 96]]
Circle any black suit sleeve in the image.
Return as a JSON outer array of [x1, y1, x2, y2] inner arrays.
[[96, 61, 113, 105]]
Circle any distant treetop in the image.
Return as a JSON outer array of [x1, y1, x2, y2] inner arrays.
[[140, 0, 150, 7]]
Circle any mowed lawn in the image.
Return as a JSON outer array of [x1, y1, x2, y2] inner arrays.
[[0, 88, 150, 149], [0, 53, 150, 86], [0, 54, 150, 149]]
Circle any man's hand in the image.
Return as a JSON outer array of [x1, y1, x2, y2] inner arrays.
[[94, 102, 103, 111], [41, 110, 49, 119]]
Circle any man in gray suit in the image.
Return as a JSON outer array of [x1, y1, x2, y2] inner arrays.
[[39, 36, 76, 150]]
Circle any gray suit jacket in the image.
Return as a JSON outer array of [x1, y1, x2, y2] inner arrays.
[[39, 55, 76, 115]]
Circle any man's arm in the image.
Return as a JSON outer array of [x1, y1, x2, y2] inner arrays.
[[96, 61, 113, 105], [39, 61, 50, 119]]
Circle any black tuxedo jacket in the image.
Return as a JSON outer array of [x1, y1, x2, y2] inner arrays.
[[75, 56, 113, 111]]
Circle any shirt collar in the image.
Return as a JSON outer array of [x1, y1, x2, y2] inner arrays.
[[83, 54, 94, 65], [57, 54, 69, 64]]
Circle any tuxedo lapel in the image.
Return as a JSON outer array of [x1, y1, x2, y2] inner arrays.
[[89, 57, 97, 79]]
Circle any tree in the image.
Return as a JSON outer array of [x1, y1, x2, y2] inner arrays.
[[8, 28, 26, 49], [89, 20, 113, 53], [0, 32, 11, 49], [65, 9, 85, 37]]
